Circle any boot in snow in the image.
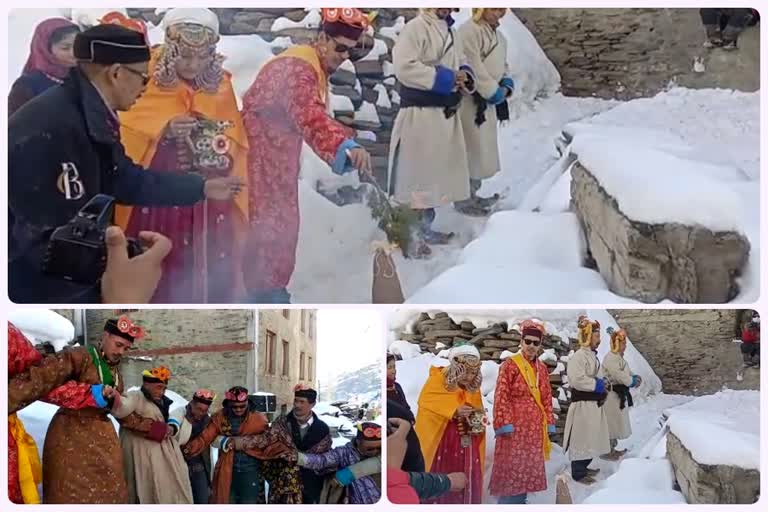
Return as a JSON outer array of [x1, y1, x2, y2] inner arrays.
[[703, 24, 723, 47]]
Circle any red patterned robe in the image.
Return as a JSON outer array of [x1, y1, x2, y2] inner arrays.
[[7, 324, 99, 504], [240, 48, 356, 295], [489, 356, 554, 498]]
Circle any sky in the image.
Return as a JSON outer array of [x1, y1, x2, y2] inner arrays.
[[316, 309, 382, 383]]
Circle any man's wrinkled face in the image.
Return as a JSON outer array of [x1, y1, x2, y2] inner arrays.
[[143, 381, 166, 402], [109, 61, 150, 111], [101, 333, 131, 364]]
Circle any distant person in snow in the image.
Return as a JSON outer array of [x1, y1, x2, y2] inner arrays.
[[117, 8, 251, 304], [490, 320, 554, 504], [8, 18, 80, 116], [600, 327, 642, 461], [240, 7, 373, 304], [389, 8, 477, 253], [415, 341, 485, 504], [699, 8, 754, 50], [170, 389, 215, 504], [562, 316, 610, 484], [262, 384, 332, 504], [7, 322, 108, 504], [296, 422, 382, 504], [7, 316, 150, 503], [113, 366, 194, 504], [740, 313, 760, 367], [456, 8, 514, 217]]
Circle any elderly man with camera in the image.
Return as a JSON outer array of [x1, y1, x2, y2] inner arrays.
[[8, 24, 242, 303]]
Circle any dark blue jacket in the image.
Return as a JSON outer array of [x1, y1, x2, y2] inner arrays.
[[8, 67, 206, 303]]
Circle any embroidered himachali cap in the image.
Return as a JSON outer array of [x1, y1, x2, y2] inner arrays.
[[104, 315, 144, 343], [163, 7, 220, 47], [142, 366, 171, 384], [449, 339, 480, 360]]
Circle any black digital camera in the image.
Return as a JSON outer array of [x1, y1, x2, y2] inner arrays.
[[41, 194, 143, 285]]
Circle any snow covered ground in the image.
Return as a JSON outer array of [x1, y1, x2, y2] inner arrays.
[[8, 309, 75, 351], [387, 309, 760, 504], [7, 9, 760, 303]]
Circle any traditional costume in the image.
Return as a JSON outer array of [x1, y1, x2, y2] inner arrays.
[[182, 386, 292, 503], [563, 316, 611, 483], [456, 8, 513, 213], [415, 342, 485, 504], [262, 386, 332, 503], [117, 8, 249, 303], [7, 322, 103, 503], [388, 8, 475, 245], [297, 422, 382, 504], [490, 320, 554, 503], [601, 328, 640, 460], [114, 366, 193, 504], [8, 18, 79, 116], [240, 8, 368, 302], [170, 389, 215, 504], [7, 317, 144, 503]]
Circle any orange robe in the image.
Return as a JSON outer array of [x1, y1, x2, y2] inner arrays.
[[117, 48, 249, 303], [415, 366, 485, 504]]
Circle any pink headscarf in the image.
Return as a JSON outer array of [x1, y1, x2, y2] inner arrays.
[[22, 17, 79, 79]]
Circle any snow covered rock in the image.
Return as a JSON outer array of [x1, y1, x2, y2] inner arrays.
[[667, 433, 758, 504], [571, 159, 750, 303]]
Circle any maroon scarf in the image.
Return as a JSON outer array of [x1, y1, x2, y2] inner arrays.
[[23, 17, 77, 80]]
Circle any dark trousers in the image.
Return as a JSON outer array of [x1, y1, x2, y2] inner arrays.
[[499, 493, 528, 504], [700, 8, 751, 30], [189, 463, 210, 504], [741, 342, 760, 363], [245, 287, 291, 304], [571, 459, 593, 481], [229, 470, 261, 504]]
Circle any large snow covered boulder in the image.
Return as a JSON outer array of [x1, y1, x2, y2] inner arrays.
[[570, 138, 750, 303], [667, 433, 759, 504]]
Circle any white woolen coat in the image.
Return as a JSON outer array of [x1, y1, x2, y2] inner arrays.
[[563, 348, 611, 461], [458, 20, 509, 181], [387, 12, 471, 208], [602, 351, 635, 440]]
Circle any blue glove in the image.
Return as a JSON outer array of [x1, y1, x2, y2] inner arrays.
[[335, 467, 355, 486], [90, 384, 108, 408], [499, 77, 515, 93], [631, 375, 640, 388], [594, 378, 606, 394], [548, 424, 556, 433], [495, 424, 514, 436], [486, 87, 506, 105]]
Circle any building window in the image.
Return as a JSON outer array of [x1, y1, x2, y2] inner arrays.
[[300, 311, 306, 333], [299, 351, 306, 380], [282, 340, 290, 376], [282, 309, 290, 319], [114, 309, 139, 314], [266, 330, 276, 375], [308, 313, 315, 339], [308, 356, 313, 381]]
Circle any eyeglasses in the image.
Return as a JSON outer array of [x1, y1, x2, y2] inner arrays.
[[523, 338, 542, 347], [121, 65, 150, 86]]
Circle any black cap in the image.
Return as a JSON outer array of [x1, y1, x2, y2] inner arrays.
[[74, 24, 150, 65]]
